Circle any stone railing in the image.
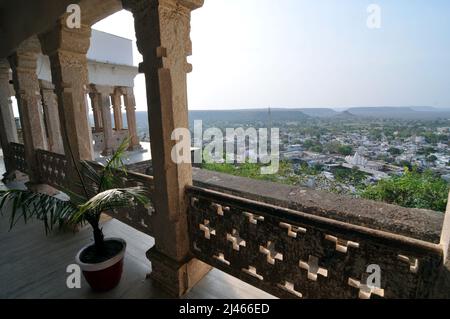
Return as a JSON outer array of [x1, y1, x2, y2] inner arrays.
[[36, 149, 70, 190], [92, 129, 130, 153], [9, 142, 27, 174], [187, 185, 444, 299], [6, 145, 450, 298], [187, 169, 450, 299]]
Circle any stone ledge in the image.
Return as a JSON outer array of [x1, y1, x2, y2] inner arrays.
[[192, 168, 444, 244]]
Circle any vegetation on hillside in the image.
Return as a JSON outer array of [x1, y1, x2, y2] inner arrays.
[[360, 168, 449, 212], [202, 159, 449, 212]]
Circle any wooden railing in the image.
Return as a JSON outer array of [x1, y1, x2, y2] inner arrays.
[[186, 186, 444, 299]]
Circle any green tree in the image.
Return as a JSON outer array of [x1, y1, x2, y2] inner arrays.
[[427, 155, 438, 163], [388, 147, 403, 156], [338, 145, 353, 156], [325, 141, 341, 154], [398, 160, 413, 170], [361, 169, 449, 212], [333, 167, 368, 187], [310, 145, 323, 153], [303, 139, 315, 149]]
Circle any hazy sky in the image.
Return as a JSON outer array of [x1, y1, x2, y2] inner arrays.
[[93, 0, 450, 111]]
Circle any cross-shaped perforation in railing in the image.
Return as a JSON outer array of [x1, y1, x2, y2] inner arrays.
[[325, 234, 359, 253], [398, 255, 419, 273], [243, 212, 264, 225], [242, 266, 264, 280], [226, 229, 246, 251], [259, 241, 283, 265], [211, 203, 230, 216], [140, 218, 148, 228], [277, 281, 303, 298], [348, 275, 385, 299], [146, 205, 155, 216], [214, 253, 231, 266], [191, 197, 199, 207], [279, 222, 307, 238], [199, 219, 216, 239], [193, 241, 201, 252], [299, 255, 328, 281]]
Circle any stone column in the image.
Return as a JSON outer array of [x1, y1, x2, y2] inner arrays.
[[39, 80, 64, 154], [123, 0, 210, 297], [93, 85, 114, 156], [111, 88, 123, 131], [8, 36, 48, 185], [39, 21, 94, 162], [0, 59, 19, 175], [121, 86, 141, 151], [89, 91, 103, 132]]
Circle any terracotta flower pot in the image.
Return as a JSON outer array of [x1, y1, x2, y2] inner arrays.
[[75, 238, 126, 292]]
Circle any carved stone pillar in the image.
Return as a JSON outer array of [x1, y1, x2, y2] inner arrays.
[[39, 21, 94, 162], [111, 88, 123, 131], [0, 59, 19, 175], [39, 80, 64, 154], [123, 0, 210, 297], [8, 36, 48, 184], [92, 85, 114, 156], [89, 91, 103, 132], [121, 86, 141, 151]]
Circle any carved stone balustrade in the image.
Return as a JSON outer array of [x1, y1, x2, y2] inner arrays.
[[187, 185, 444, 299]]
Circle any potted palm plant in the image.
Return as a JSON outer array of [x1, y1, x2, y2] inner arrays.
[[0, 139, 150, 291]]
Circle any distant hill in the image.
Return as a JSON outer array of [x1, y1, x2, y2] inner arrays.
[[298, 108, 338, 118], [189, 109, 310, 124], [127, 107, 450, 131], [334, 110, 357, 119], [346, 107, 450, 120], [410, 106, 440, 112]]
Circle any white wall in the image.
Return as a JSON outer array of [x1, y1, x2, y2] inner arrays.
[[87, 61, 137, 87], [36, 30, 138, 87], [88, 30, 134, 66]]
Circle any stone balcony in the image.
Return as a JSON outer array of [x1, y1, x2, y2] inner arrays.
[[2, 144, 449, 299], [0, 0, 449, 300]]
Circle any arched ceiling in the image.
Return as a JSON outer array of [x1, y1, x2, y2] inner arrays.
[[0, 0, 123, 59]]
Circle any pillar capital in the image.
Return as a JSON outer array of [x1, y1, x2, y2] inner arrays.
[[8, 36, 41, 78], [39, 19, 91, 57], [123, 0, 202, 74], [91, 84, 115, 96], [123, 0, 204, 12], [117, 86, 134, 96], [39, 79, 55, 91]]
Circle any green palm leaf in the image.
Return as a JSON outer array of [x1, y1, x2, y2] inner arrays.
[[0, 137, 152, 250], [0, 189, 78, 234]]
